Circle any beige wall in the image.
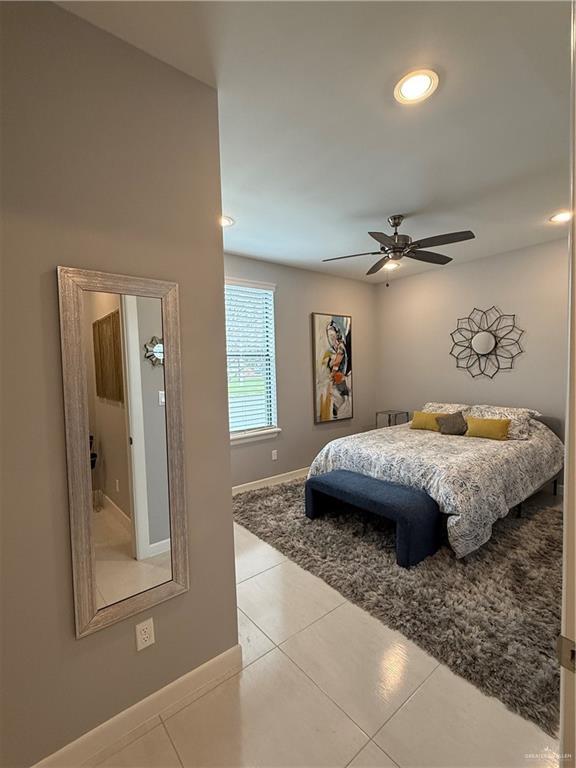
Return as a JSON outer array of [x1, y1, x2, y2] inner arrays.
[[1, 5, 237, 766], [375, 239, 569, 435], [224, 254, 379, 486]]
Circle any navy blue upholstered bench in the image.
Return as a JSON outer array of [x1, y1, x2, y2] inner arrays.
[[305, 470, 442, 568]]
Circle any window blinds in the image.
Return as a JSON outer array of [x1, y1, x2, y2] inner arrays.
[[225, 282, 277, 434]]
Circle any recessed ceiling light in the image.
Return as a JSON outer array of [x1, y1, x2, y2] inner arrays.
[[549, 210, 572, 224], [394, 69, 439, 104], [220, 215, 236, 228], [382, 261, 401, 271]]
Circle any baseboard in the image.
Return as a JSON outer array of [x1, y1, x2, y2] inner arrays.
[[232, 467, 309, 496], [33, 644, 243, 768], [103, 493, 132, 534], [141, 537, 171, 558]]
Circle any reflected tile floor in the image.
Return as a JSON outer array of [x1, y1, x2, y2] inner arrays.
[[91, 520, 559, 768], [93, 500, 172, 607]]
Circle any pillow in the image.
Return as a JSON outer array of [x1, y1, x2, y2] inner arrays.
[[468, 405, 538, 440], [410, 411, 442, 432], [436, 411, 468, 436], [466, 416, 510, 441], [422, 402, 470, 415], [469, 404, 542, 419]]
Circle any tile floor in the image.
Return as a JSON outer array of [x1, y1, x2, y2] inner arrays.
[[91, 520, 560, 768], [92, 500, 172, 608]]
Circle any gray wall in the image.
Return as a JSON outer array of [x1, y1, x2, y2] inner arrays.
[[1, 5, 237, 766], [226, 240, 569, 489], [84, 292, 132, 516], [136, 296, 170, 544], [375, 239, 569, 435], [225, 254, 379, 486]]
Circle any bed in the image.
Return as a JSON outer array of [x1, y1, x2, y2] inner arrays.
[[308, 418, 564, 557]]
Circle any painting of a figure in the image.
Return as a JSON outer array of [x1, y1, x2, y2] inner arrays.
[[312, 313, 353, 423]]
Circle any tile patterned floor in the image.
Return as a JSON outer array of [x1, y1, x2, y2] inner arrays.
[[92, 500, 172, 607], [91, 520, 560, 768]]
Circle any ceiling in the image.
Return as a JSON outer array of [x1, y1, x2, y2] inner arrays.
[[61, 1, 571, 282]]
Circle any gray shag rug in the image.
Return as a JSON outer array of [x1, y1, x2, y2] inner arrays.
[[233, 480, 562, 736]]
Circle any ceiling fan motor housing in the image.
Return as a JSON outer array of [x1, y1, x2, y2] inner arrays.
[[386, 233, 412, 258]]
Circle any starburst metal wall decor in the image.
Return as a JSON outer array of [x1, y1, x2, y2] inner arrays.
[[450, 306, 524, 379], [144, 336, 164, 367]]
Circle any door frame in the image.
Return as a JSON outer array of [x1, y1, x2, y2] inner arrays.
[[560, 3, 576, 763]]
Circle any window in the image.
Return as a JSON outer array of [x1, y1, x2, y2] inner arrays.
[[225, 279, 278, 440]]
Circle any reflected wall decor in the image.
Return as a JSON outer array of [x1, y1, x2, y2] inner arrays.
[[92, 309, 124, 402], [312, 313, 353, 422], [450, 306, 524, 378]]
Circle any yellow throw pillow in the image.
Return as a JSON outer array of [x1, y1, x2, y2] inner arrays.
[[410, 411, 442, 432], [466, 416, 510, 441]]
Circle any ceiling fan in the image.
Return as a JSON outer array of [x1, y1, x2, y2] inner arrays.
[[323, 215, 475, 275]]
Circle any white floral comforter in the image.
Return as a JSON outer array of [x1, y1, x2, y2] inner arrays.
[[308, 421, 564, 557]]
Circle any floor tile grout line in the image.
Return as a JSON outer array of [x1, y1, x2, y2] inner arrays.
[[160, 719, 185, 768], [159, 646, 279, 726], [367, 738, 402, 768], [237, 644, 278, 673], [236, 557, 287, 585], [272, 597, 349, 646], [342, 738, 402, 768], [277, 645, 371, 741], [343, 740, 372, 768], [373, 661, 441, 736], [237, 605, 278, 646]]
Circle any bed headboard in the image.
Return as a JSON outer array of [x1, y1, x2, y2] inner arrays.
[[536, 415, 564, 440]]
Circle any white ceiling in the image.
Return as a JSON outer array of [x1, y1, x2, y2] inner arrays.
[[61, 1, 571, 282]]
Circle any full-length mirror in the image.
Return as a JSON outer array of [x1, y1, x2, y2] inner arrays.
[[85, 292, 171, 608], [58, 267, 188, 637]]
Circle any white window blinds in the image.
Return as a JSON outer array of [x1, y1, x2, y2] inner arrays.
[[225, 280, 277, 434]]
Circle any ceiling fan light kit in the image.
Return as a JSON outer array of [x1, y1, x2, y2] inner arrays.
[[323, 214, 476, 276]]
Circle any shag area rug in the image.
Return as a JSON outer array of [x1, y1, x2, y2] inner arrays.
[[233, 479, 562, 735]]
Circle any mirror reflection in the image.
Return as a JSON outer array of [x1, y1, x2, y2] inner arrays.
[[471, 331, 497, 356], [82, 291, 172, 608]]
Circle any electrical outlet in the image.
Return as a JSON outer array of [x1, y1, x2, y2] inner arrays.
[[115, 479, 119, 493], [271, 449, 278, 461], [135, 617, 155, 651]]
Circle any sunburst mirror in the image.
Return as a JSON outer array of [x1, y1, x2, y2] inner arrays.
[[450, 306, 524, 379], [144, 335, 164, 366]]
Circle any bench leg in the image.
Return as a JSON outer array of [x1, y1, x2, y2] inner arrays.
[[395, 516, 441, 568], [553, 478, 558, 497], [305, 485, 324, 519]]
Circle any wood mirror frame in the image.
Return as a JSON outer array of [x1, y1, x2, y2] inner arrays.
[[57, 267, 189, 638]]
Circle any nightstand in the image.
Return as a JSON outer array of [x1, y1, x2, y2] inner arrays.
[[375, 409, 410, 428]]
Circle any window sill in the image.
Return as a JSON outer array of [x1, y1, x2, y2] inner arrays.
[[230, 427, 282, 445]]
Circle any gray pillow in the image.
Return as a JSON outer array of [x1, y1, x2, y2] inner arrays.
[[436, 411, 468, 436]]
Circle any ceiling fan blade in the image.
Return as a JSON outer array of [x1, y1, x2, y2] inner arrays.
[[323, 251, 380, 263], [369, 231, 395, 247], [410, 230, 475, 250], [366, 255, 392, 275], [405, 250, 452, 265]]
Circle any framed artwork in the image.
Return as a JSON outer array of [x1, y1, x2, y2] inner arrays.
[[312, 313, 353, 423], [92, 309, 124, 402]]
